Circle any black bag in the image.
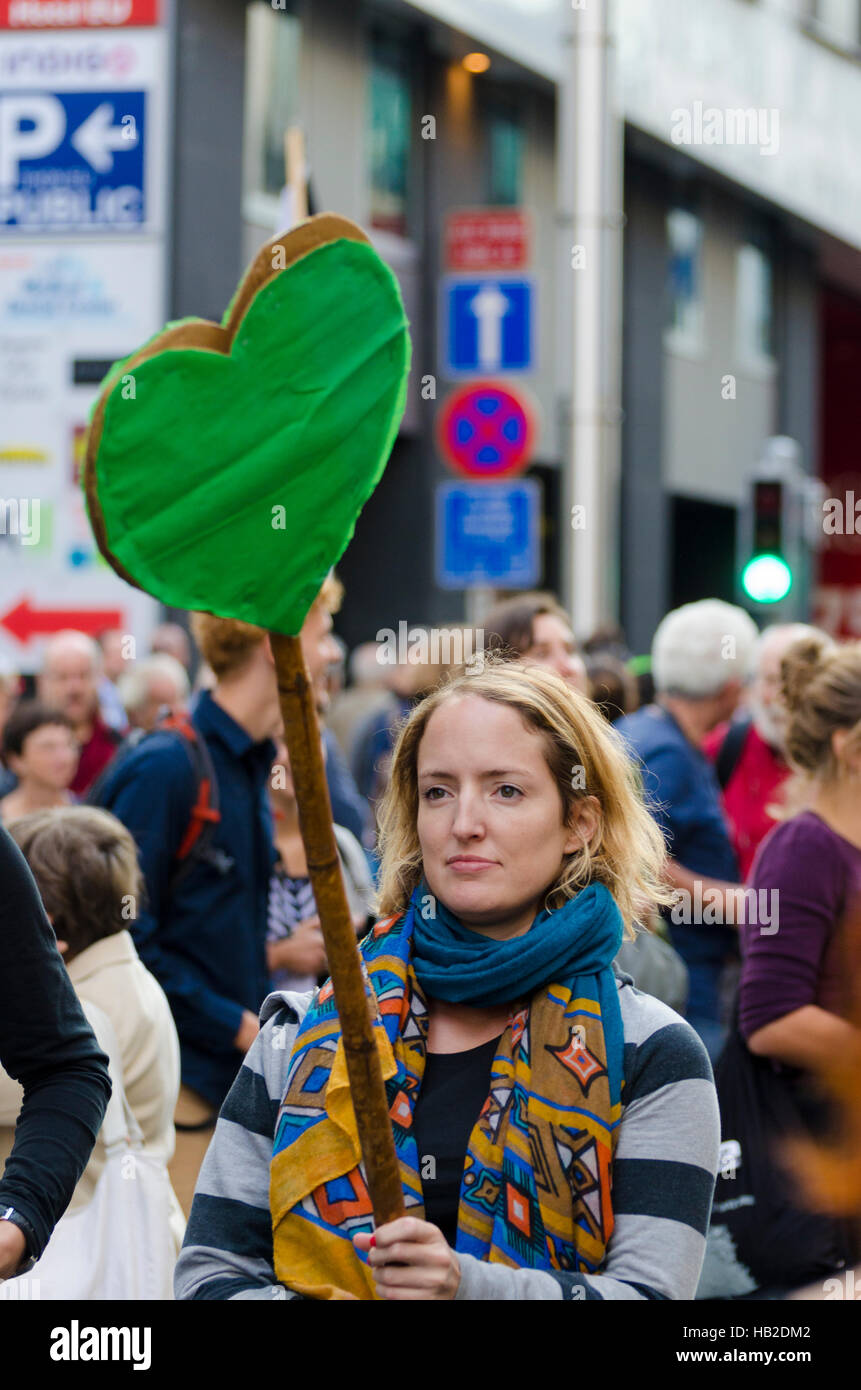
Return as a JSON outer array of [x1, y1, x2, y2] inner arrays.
[[715, 715, 751, 791], [708, 1026, 856, 1291]]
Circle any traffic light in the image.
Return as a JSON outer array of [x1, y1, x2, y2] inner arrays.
[[739, 437, 825, 617], [741, 477, 793, 604]]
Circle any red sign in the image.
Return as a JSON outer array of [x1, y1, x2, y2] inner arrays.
[[1, 597, 124, 644], [437, 381, 536, 480], [0, 0, 159, 27], [445, 209, 530, 272]]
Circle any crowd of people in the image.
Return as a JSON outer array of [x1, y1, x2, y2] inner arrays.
[[0, 578, 859, 1301]]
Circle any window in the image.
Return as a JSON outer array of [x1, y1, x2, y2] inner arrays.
[[735, 242, 774, 364], [487, 112, 524, 205], [811, 0, 861, 47], [368, 33, 412, 237], [243, 2, 302, 202], [665, 207, 704, 352]]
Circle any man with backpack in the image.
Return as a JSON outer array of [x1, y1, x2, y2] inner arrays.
[[95, 612, 281, 1213], [616, 600, 757, 1062]]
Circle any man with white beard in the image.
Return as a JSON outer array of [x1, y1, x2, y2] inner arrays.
[[704, 624, 825, 881]]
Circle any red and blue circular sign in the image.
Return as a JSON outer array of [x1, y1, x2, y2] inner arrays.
[[437, 380, 536, 479]]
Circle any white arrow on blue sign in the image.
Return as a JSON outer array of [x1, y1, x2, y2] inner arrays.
[[442, 276, 534, 376]]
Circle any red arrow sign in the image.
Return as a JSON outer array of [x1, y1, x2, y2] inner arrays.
[[0, 597, 124, 645]]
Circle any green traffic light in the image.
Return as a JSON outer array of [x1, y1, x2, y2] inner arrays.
[[742, 553, 793, 604]]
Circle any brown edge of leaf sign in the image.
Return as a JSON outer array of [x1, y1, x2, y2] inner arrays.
[[83, 213, 371, 594]]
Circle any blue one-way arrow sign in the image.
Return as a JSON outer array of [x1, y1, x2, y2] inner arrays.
[[442, 276, 534, 375]]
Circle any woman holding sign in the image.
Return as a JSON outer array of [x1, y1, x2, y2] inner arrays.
[[175, 660, 719, 1301]]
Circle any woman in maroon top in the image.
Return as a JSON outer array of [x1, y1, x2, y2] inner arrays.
[[741, 633, 861, 1073], [704, 633, 861, 1297]]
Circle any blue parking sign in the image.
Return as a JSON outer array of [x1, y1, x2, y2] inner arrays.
[[436, 481, 541, 589], [443, 277, 534, 375], [0, 91, 146, 231]]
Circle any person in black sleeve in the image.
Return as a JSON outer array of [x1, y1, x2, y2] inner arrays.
[[0, 824, 111, 1278]]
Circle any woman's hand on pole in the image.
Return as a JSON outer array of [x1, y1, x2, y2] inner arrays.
[[353, 1217, 461, 1300]]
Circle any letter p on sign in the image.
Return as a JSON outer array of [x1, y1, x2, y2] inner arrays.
[[0, 95, 66, 188]]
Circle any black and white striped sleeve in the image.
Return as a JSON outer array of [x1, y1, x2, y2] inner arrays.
[[173, 990, 312, 1301]]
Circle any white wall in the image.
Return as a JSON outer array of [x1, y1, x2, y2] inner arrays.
[[618, 0, 861, 253]]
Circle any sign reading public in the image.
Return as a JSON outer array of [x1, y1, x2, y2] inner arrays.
[[0, 0, 159, 27], [445, 208, 530, 272], [0, 89, 146, 228], [437, 380, 536, 480], [0, 28, 167, 234], [436, 480, 541, 589], [442, 275, 534, 375]]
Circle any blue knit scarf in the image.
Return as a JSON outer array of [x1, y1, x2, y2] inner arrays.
[[410, 878, 624, 1005]]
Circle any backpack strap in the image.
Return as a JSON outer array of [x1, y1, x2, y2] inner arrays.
[[159, 710, 220, 856], [83, 725, 148, 808], [156, 710, 221, 874], [89, 707, 223, 887], [715, 715, 752, 791]]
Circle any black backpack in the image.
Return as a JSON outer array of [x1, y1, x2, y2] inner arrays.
[[87, 708, 223, 889], [707, 1024, 857, 1292], [715, 716, 752, 791]]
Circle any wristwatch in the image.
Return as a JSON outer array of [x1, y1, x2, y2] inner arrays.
[[0, 1207, 38, 1275]]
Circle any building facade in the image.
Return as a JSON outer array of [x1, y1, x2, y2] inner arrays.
[[177, 0, 861, 651], [5, 0, 861, 663]]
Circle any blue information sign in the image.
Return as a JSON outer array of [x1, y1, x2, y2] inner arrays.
[[0, 91, 146, 230], [442, 277, 534, 375], [436, 480, 541, 589]]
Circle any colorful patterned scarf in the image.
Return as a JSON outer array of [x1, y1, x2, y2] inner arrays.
[[270, 884, 625, 1300]]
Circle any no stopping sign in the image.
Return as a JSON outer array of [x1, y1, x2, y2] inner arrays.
[[436, 380, 536, 479]]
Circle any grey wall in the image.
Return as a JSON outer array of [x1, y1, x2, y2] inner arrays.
[[171, 0, 247, 319], [776, 238, 819, 474], [775, 235, 820, 619], [620, 161, 671, 654]]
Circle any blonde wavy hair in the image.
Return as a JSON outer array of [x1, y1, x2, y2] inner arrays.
[[375, 658, 673, 937]]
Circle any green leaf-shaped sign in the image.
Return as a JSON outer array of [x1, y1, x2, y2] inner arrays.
[[85, 215, 411, 635]]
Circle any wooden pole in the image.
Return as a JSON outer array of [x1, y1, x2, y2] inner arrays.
[[284, 127, 309, 223], [270, 631, 405, 1227]]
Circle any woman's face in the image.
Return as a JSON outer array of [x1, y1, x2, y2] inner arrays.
[[416, 694, 597, 939], [12, 723, 78, 791], [523, 613, 588, 695]]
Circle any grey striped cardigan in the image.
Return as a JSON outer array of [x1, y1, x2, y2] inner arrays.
[[174, 974, 720, 1300]]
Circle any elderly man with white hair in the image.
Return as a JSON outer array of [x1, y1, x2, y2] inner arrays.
[[616, 599, 759, 1061], [118, 654, 190, 733], [703, 624, 824, 881], [38, 630, 122, 796]]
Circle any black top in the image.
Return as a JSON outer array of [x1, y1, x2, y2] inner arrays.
[[0, 826, 111, 1259], [411, 1035, 501, 1247]]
